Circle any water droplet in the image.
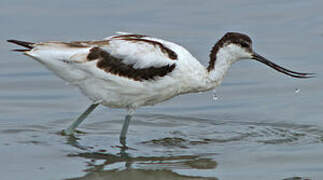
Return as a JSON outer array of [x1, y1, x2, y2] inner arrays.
[[295, 88, 301, 94], [212, 90, 218, 101]]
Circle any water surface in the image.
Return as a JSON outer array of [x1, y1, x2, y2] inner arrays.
[[1, 0, 323, 179]]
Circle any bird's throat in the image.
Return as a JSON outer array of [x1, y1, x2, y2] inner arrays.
[[207, 47, 237, 86]]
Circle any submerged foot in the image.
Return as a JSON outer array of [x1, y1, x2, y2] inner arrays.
[[119, 136, 128, 149], [60, 129, 86, 136]]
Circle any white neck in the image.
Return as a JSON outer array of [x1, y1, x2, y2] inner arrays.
[[206, 45, 242, 88], [180, 44, 247, 94]]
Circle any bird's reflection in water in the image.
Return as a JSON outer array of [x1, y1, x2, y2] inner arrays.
[[64, 136, 218, 180]]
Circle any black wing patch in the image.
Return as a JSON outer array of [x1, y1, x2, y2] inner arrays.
[[112, 34, 147, 39], [121, 38, 178, 60], [87, 47, 176, 81], [112, 34, 178, 60]]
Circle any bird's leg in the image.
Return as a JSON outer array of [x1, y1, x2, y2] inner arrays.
[[62, 103, 99, 135], [119, 109, 134, 147]]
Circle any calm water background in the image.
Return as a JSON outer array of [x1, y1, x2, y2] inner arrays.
[[1, 0, 323, 179]]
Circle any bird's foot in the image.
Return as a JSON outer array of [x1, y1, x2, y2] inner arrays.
[[119, 137, 127, 148], [116, 137, 137, 151], [61, 129, 86, 136]]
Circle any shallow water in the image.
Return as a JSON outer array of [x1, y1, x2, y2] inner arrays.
[[1, 0, 323, 179]]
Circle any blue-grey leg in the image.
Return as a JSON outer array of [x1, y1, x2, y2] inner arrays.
[[63, 103, 99, 135], [119, 110, 134, 147]]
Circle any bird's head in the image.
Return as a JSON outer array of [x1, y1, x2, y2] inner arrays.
[[208, 32, 314, 78]]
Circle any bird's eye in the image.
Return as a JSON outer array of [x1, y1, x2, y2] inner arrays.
[[240, 42, 249, 48]]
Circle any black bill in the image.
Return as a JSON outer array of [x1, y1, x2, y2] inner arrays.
[[252, 53, 314, 78]]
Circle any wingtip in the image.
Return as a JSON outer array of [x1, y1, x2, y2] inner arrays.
[[11, 49, 30, 52], [7, 39, 34, 49]]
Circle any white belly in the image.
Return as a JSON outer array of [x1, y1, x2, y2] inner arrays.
[[76, 76, 180, 109]]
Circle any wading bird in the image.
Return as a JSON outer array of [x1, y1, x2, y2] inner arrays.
[[7, 32, 313, 147]]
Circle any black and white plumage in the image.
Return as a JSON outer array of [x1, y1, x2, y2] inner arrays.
[[7, 32, 313, 147]]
